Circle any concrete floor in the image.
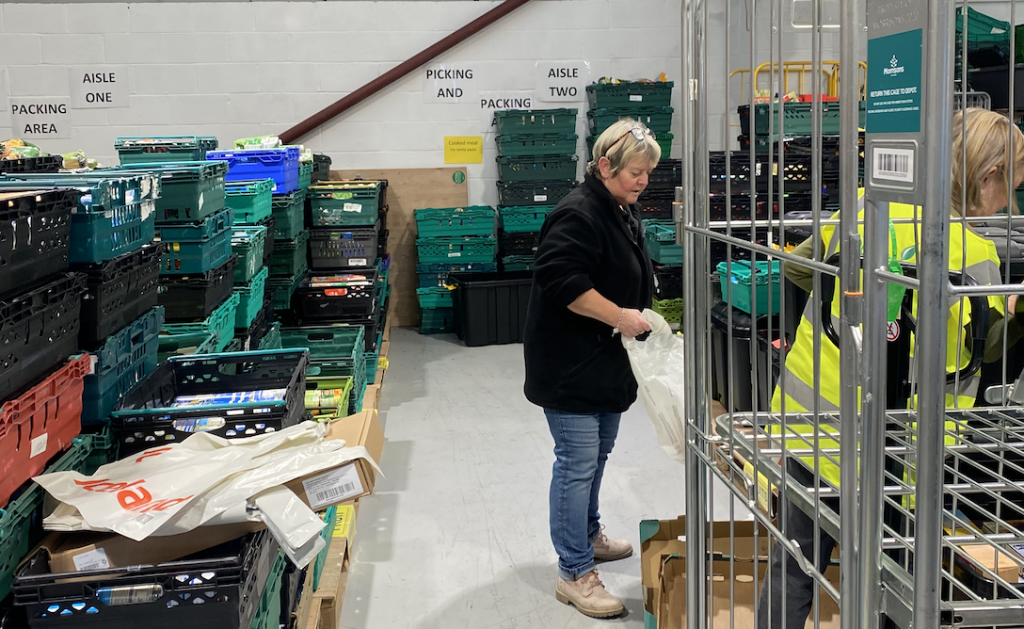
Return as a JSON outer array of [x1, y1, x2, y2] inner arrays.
[[341, 328, 745, 629]]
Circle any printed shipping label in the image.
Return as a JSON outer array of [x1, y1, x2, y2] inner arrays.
[[343, 203, 362, 212], [30, 433, 48, 459], [302, 464, 364, 510], [348, 258, 368, 267], [73, 548, 110, 572]]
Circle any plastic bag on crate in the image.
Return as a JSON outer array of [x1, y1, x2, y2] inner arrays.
[[621, 309, 687, 463], [35, 421, 379, 568]]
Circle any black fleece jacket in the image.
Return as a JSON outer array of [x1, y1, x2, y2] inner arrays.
[[523, 174, 655, 413]]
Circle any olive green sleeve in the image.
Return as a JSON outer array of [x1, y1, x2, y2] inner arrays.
[[984, 303, 1024, 364], [782, 236, 823, 294]]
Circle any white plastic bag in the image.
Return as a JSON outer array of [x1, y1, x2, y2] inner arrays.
[[35, 421, 377, 568], [621, 309, 687, 463]]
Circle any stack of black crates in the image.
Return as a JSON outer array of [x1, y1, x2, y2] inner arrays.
[[493, 108, 580, 274]]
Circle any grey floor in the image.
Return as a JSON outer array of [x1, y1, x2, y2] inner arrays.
[[340, 328, 745, 629]]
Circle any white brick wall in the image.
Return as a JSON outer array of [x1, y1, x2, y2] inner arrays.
[[0, 0, 840, 205]]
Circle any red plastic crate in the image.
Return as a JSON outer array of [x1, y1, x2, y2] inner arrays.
[[0, 355, 89, 509]]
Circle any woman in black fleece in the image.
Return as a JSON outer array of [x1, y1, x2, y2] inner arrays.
[[523, 118, 660, 619]]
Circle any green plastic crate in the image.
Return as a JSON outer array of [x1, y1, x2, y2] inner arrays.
[[587, 107, 675, 135], [70, 200, 157, 265], [309, 181, 382, 227], [279, 324, 365, 364], [415, 206, 496, 238], [420, 307, 455, 334], [258, 322, 282, 350], [226, 179, 274, 225], [313, 506, 340, 589], [586, 81, 675, 109], [299, 163, 313, 190], [351, 379, 368, 414], [494, 109, 578, 135], [501, 255, 534, 271], [364, 330, 384, 384], [495, 133, 578, 157], [652, 297, 683, 326], [0, 431, 110, 601], [645, 223, 683, 265], [231, 225, 268, 284], [0, 171, 161, 209], [717, 260, 781, 316], [417, 286, 454, 309], [738, 101, 866, 141], [499, 205, 552, 233], [271, 231, 310, 277], [157, 330, 218, 362], [271, 189, 307, 239], [497, 155, 578, 183], [586, 132, 673, 159], [415, 237, 497, 264], [115, 135, 218, 165], [116, 161, 227, 224], [158, 208, 234, 274], [234, 267, 269, 328], [269, 269, 307, 310], [249, 549, 286, 629], [162, 292, 239, 352], [957, 6, 1011, 52], [305, 376, 354, 420]]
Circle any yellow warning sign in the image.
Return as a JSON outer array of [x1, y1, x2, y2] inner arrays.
[[444, 136, 483, 164]]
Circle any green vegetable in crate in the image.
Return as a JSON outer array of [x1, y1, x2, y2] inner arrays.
[[1, 139, 43, 160], [235, 135, 282, 149]]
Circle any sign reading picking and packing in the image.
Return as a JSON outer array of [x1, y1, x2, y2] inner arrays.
[[424, 64, 477, 104]]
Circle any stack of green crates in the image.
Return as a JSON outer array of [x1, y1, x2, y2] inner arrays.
[[494, 109, 579, 272], [278, 324, 367, 415], [227, 179, 274, 347], [268, 187, 309, 314], [585, 80, 674, 157], [415, 205, 497, 334]]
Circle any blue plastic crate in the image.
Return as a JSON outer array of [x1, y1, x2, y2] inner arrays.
[[207, 147, 300, 194], [69, 200, 157, 265], [157, 208, 234, 274], [82, 306, 164, 426]]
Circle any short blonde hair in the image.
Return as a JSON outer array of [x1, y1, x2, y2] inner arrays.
[[952, 108, 1024, 215], [587, 118, 661, 177]]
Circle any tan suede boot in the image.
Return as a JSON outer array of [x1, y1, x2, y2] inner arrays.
[[555, 569, 625, 618], [592, 525, 634, 561]]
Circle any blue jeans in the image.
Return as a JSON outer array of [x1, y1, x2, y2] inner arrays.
[[544, 408, 622, 581]]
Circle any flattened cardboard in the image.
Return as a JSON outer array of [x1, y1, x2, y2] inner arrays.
[[42, 521, 263, 574], [286, 411, 384, 508]]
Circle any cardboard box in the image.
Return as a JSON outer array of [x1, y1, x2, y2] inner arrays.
[[287, 410, 384, 510], [713, 444, 779, 520], [362, 384, 381, 411], [959, 543, 1024, 585], [640, 517, 839, 629], [41, 522, 263, 574]]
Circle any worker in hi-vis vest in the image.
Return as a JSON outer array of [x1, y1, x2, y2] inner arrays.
[[758, 108, 1024, 629]]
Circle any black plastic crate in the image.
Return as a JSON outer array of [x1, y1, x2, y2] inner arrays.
[[499, 231, 540, 257], [325, 308, 379, 352], [309, 223, 380, 271], [377, 228, 389, 259], [450, 271, 532, 347], [311, 154, 332, 183], [281, 565, 305, 627], [708, 227, 774, 266], [0, 155, 63, 175], [0, 273, 84, 402], [709, 301, 782, 413], [234, 295, 275, 351], [111, 349, 309, 456], [295, 270, 378, 322], [159, 254, 239, 323], [0, 189, 74, 299], [648, 158, 682, 190], [497, 180, 576, 208], [638, 189, 674, 220], [79, 243, 163, 351], [709, 151, 838, 194], [13, 531, 277, 629], [655, 265, 683, 300], [259, 216, 276, 270]]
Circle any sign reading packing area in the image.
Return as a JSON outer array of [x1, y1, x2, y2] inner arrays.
[[424, 64, 477, 104], [866, 29, 923, 134], [9, 97, 72, 139], [535, 62, 590, 103], [68, 66, 129, 109]]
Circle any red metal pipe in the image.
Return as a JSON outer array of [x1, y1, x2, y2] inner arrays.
[[280, 0, 532, 144]]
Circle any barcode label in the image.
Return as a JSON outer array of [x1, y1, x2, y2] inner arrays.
[[303, 463, 364, 509], [629, 94, 643, 102], [534, 194, 548, 202], [73, 549, 110, 572], [30, 433, 47, 459], [448, 252, 462, 257], [873, 148, 914, 183], [348, 258, 368, 267]]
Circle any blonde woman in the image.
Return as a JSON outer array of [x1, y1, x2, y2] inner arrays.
[[523, 118, 660, 618], [759, 108, 1024, 629]]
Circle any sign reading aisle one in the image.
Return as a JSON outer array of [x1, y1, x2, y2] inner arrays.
[[68, 66, 129, 109], [9, 97, 72, 139]]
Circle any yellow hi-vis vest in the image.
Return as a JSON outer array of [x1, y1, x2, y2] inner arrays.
[[770, 193, 1004, 487]]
